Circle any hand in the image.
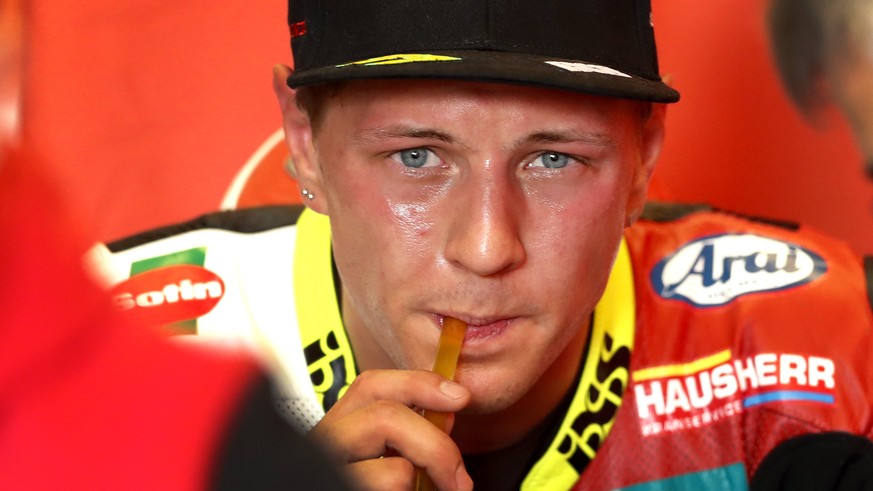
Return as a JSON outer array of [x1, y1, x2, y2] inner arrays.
[[309, 369, 474, 491]]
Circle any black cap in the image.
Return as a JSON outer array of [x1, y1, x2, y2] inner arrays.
[[286, 0, 680, 103]]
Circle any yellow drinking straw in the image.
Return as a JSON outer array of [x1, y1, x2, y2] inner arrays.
[[415, 316, 467, 491]]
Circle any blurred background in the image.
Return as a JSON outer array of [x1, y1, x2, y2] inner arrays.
[[10, 0, 873, 254]]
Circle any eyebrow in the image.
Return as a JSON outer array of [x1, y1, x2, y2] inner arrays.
[[512, 130, 616, 149], [352, 125, 459, 146], [351, 126, 615, 150]]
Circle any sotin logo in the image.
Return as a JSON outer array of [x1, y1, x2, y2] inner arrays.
[[651, 234, 827, 306], [111, 248, 223, 334]]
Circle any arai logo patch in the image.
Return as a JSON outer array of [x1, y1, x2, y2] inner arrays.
[[651, 234, 827, 306]]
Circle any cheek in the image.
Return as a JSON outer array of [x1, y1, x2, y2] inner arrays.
[[843, 103, 873, 159], [322, 155, 447, 292], [531, 207, 622, 276], [385, 200, 437, 252], [833, 66, 873, 159], [523, 177, 628, 302], [327, 154, 454, 252], [532, 167, 631, 238], [331, 184, 441, 258]]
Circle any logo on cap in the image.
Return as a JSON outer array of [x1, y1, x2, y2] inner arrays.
[[290, 21, 307, 39], [545, 61, 631, 78], [337, 54, 461, 67], [651, 233, 827, 306]]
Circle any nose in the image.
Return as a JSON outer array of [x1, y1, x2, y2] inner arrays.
[[444, 167, 526, 277]]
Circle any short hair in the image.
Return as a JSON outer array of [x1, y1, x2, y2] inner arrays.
[[294, 82, 346, 135], [768, 0, 873, 118]]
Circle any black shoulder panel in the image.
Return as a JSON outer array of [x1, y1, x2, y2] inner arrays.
[[640, 201, 713, 222], [107, 205, 306, 253], [727, 211, 800, 231], [640, 201, 800, 230]]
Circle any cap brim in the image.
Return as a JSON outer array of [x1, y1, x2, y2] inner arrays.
[[287, 50, 680, 103]]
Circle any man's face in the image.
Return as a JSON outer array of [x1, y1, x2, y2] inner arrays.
[[306, 79, 658, 413], [832, 56, 873, 178]]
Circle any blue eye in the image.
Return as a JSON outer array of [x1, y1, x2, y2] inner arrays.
[[528, 152, 571, 169], [394, 148, 438, 168]]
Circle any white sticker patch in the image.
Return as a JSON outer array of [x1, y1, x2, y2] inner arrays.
[[545, 61, 632, 78], [651, 233, 827, 307]]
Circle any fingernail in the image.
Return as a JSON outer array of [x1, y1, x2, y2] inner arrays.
[[456, 464, 474, 491], [440, 381, 467, 400]]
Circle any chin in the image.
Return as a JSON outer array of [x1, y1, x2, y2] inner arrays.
[[457, 373, 527, 415], [459, 397, 514, 416]]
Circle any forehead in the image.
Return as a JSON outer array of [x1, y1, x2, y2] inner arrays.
[[316, 79, 641, 127]]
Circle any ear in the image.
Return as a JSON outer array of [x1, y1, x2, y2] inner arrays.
[[272, 64, 328, 214], [625, 103, 666, 227]]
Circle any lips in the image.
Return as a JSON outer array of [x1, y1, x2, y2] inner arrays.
[[437, 314, 515, 341]]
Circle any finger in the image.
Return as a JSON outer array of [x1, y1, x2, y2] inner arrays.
[[315, 400, 455, 461], [321, 369, 470, 424], [314, 400, 470, 491], [346, 456, 414, 491], [442, 411, 456, 434]]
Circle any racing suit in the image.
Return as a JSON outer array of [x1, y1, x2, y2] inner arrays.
[[88, 202, 873, 490]]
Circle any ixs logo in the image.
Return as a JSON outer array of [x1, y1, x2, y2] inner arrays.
[[651, 234, 827, 306], [304, 330, 353, 411], [633, 351, 836, 436], [556, 333, 630, 474], [110, 264, 224, 330]]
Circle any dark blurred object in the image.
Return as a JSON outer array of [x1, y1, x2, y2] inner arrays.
[[1, 7, 349, 485], [0, 132, 350, 490], [752, 432, 873, 490]]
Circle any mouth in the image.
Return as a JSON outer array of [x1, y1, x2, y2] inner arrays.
[[434, 313, 516, 342]]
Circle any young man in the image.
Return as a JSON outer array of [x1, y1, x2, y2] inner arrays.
[[92, 0, 873, 489], [769, 0, 873, 179]]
